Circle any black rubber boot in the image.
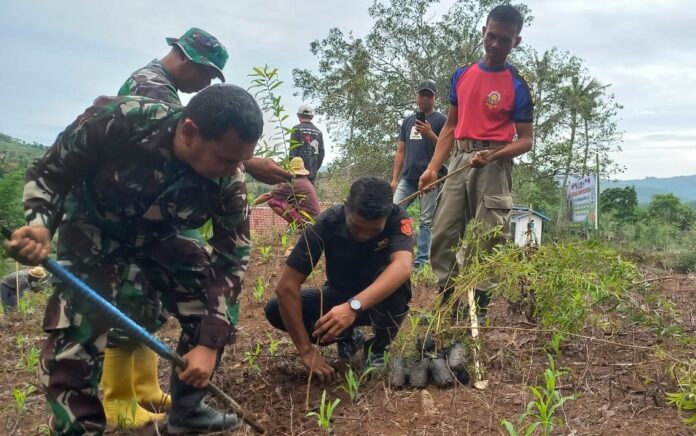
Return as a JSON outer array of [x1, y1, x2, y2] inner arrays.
[[167, 371, 241, 434]]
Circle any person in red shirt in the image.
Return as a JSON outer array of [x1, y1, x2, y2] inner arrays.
[[254, 157, 321, 227], [419, 4, 534, 317]]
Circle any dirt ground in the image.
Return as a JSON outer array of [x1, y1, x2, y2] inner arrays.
[[1, 240, 694, 435]]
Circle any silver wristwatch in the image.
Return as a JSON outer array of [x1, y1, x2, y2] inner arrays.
[[348, 298, 362, 313]]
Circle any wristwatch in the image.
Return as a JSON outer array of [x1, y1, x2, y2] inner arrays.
[[348, 298, 363, 313]]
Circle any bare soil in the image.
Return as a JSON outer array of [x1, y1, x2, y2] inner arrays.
[[1, 241, 694, 435]]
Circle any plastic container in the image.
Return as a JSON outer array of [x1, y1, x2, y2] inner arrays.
[[447, 342, 467, 372], [429, 357, 455, 387], [409, 358, 430, 388]]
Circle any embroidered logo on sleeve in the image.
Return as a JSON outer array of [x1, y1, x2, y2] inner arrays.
[[400, 218, 413, 236]]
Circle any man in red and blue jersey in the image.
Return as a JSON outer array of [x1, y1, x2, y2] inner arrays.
[[419, 4, 534, 316]]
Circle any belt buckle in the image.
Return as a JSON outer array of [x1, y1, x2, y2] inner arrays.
[[474, 140, 490, 150]]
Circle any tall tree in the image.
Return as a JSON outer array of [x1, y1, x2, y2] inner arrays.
[[599, 186, 638, 223], [294, 0, 530, 179]]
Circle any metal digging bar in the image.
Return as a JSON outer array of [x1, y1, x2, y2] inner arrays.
[[1, 225, 267, 435]]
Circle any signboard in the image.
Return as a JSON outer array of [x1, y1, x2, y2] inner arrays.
[[566, 174, 597, 226]]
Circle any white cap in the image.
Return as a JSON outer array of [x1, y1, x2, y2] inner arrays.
[[297, 103, 315, 116]]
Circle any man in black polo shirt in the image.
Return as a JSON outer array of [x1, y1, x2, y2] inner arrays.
[[265, 177, 413, 382]]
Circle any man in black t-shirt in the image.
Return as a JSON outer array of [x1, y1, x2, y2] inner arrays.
[[290, 103, 325, 184], [390, 80, 447, 270], [265, 178, 413, 382]]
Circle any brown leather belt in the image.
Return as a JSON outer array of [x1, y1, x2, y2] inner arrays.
[[454, 138, 505, 153]]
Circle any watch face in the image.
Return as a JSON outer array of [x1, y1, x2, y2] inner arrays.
[[350, 299, 361, 311]]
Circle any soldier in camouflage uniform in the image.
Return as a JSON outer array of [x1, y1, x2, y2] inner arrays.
[[120, 27, 292, 186], [118, 27, 227, 105], [5, 84, 262, 435], [107, 27, 231, 428], [109, 27, 291, 430]]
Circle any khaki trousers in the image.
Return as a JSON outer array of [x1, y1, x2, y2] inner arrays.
[[430, 150, 513, 289]]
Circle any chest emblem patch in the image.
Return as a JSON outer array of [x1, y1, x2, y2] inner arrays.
[[485, 91, 501, 109], [375, 238, 390, 251]]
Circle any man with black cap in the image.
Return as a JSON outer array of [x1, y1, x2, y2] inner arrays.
[[390, 80, 447, 271]]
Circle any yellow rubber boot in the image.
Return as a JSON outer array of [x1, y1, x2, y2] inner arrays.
[[133, 346, 172, 411], [101, 347, 165, 429]]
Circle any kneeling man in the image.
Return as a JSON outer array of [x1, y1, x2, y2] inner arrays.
[[265, 177, 413, 382]]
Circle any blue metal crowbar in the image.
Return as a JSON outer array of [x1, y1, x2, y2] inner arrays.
[[1, 225, 266, 434]]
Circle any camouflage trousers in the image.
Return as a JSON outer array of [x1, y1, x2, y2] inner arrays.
[[108, 229, 239, 349], [39, 230, 240, 435]]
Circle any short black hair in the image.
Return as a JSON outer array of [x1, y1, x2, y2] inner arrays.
[[346, 177, 393, 220], [182, 84, 263, 142], [487, 4, 524, 34]]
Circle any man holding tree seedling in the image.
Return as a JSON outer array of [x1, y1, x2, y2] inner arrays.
[[419, 4, 534, 318], [4, 84, 261, 435], [265, 177, 413, 382]]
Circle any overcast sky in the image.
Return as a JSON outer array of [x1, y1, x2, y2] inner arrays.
[[1, 0, 693, 180]]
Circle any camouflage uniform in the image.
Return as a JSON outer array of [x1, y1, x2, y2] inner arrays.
[[25, 96, 250, 435], [118, 59, 182, 105], [118, 26, 228, 106], [112, 28, 239, 349]]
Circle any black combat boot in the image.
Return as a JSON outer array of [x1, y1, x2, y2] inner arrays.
[[167, 371, 241, 434]]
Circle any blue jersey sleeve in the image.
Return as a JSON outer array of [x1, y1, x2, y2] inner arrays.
[[449, 65, 470, 106], [511, 70, 534, 123]]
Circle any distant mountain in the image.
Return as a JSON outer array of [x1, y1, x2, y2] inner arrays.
[[0, 133, 47, 166], [601, 175, 696, 204]]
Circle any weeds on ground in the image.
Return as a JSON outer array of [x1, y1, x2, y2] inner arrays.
[[115, 399, 139, 429], [24, 346, 40, 371], [244, 343, 262, 372], [12, 384, 36, 413], [411, 263, 437, 286], [18, 294, 31, 315], [339, 367, 374, 403], [441, 221, 638, 335], [501, 355, 578, 436], [16, 290, 49, 316], [253, 277, 266, 302], [666, 360, 696, 428], [15, 334, 27, 347], [258, 245, 272, 263], [267, 334, 280, 357], [306, 390, 340, 433], [544, 332, 564, 356]]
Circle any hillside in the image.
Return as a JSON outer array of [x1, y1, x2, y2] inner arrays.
[[601, 174, 696, 204], [0, 133, 47, 166]]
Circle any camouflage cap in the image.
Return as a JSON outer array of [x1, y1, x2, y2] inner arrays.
[[166, 27, 228, 82]]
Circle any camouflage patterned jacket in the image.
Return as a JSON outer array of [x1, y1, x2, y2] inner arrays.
[[118, 59, 181, 105], [24, 96, 250, 347]]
